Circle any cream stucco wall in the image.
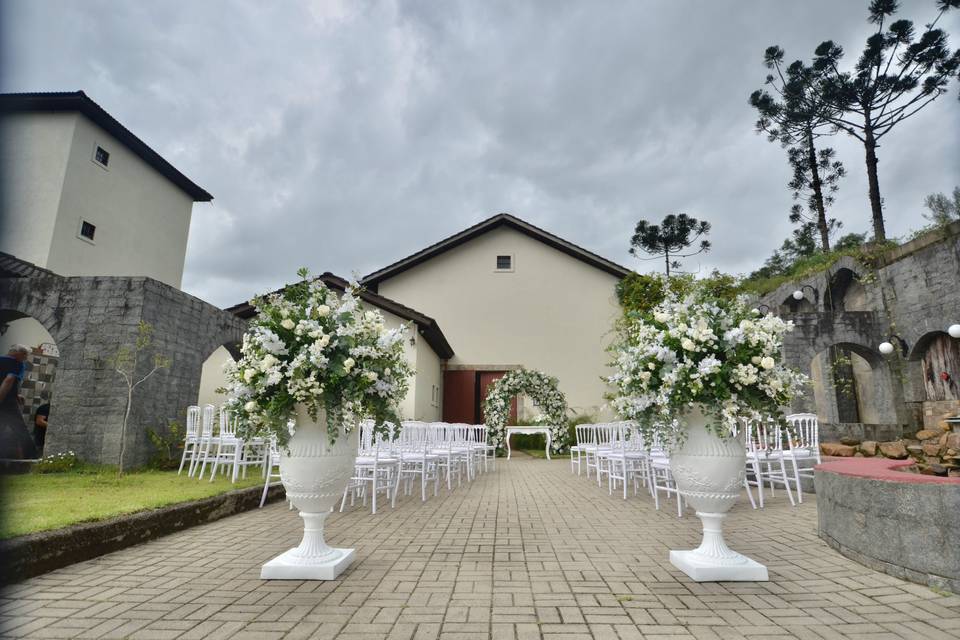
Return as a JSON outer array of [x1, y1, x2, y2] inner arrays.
[[0, 112, 76, 267], [0, 111, 195, 288], [375, 226, 622, 418], [197, 345, 235, 407], [413, 332, 442, 421]]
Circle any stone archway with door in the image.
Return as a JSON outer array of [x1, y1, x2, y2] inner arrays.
[[0, 256, 247, 466], [908, 331, 960, 429]]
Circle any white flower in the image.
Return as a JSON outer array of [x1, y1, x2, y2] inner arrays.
[[244, 400, 257, 412], [364, 371, 378, 382], [760, 356, 776, 370], [316, 305, 331, 317], [260, 354, 279, 371], [654, 311, 670, 323], [243, 368, 256, 383], [281, 318, 295, 330], [751, 356, 761, 365], [681, 338, 696, 352], [343, 357, 355, 372]]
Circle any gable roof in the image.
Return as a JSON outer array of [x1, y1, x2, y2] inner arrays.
[[0, 91, 213, 202], [361, 213, 631, 288], [225, 272, 454, 359]]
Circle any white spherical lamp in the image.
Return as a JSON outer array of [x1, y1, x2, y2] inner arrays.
[[878, 341, 895, 355], [949, 324, 960, 339], [792, 290, 804, 300]]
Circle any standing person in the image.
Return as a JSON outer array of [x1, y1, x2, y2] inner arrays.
[[0, 344, 38, 459], [33, 400, 50, 456]]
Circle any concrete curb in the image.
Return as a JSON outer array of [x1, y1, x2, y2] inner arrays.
[[0, 483, 286, 584]]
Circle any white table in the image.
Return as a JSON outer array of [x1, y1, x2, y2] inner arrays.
[[505, 427, 552, 460]]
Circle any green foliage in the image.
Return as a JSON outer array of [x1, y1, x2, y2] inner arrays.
[[616, 271, 741, 317], [146, 420, 184, 470], [922, 187, 960, 226], [33, 451, 79, 474], [741, 235, 894, 296]]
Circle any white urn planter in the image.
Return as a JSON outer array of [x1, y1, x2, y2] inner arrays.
[[668, 406, 768, 582], [260, 405, 358, 580]]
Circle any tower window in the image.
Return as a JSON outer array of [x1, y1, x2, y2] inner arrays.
[[79, 220, 96, 241], [496, 255, 512, 271], [94, 146, 110, 167]]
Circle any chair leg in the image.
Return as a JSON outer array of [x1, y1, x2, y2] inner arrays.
[[177, 442, 191, 475], [791, 458, 803, 504], [779, 458, 796, 506], [339, 483, 350, 512]]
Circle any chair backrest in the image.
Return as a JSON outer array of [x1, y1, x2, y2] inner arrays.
[[219, 407, 236, 438], [201, 404, 216, 437], [359, 419, 375, 453], [185, 405, 201, 437], [746, 417, 784, 454], [785, 413, 819, 450]]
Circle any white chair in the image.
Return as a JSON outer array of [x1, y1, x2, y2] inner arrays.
[[177, 405, 201, 475], [340, 423, 400, 514], [259, 437, 281, 508], [397, 421, 440, 501], [745, 418, 796, 506], [606, 423, 648, 500], [782, 413, 820, 503], [431, 423, 467, 490], [208, 407, 243, 482], [192, 404, 217, 478], [592, 424, 616, 487], [569, 423, 595, 476]]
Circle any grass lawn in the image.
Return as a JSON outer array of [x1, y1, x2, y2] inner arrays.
[[0, 466, 263, 540]]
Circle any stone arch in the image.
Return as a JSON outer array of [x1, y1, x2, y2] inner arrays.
[[780, 293, 815, 314], [826, 267, 868, 312], [0, 307, 61, 454], [907, 330, 959, 402], [197, 335, 243, 407], [809, 341, 898, 426]]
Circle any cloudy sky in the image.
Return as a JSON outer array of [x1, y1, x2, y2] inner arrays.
[[4, 1, 958, 307]]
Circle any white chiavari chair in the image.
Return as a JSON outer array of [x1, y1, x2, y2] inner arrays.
[[178, 405, 201, 476]]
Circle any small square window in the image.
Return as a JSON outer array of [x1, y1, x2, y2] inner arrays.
[[80, 220, 96, 241], [496, 255, 512, 270], [94, 146, 110, 167]]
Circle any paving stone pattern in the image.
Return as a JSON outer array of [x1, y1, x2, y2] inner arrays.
[[2, 457, 958, 639]]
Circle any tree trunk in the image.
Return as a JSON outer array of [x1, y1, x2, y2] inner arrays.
[[863, 120, 886, 242], [118, 386, 132, 476], [806, 131, 831, 252], [664, 249, 671, 277]]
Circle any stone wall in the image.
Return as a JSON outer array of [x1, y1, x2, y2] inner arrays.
[[760, 222, 960, 435], [815, 458, 960, 593], [0, 264, 246, 467]]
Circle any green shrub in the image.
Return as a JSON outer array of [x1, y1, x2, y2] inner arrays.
[[33, 451, 79, 474], [146, 420, 184, 470]]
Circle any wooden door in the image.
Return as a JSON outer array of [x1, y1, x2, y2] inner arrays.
[[478, 371, 517, 425], [443, 370, 476, 423], [921, 334, 960, 400]]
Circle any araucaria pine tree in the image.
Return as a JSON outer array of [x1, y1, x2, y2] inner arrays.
[[751, 54, 844, 251], [809, 0, 960, 241], [629, 214, 711, 277]]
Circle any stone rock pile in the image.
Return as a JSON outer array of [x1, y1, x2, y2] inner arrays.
[[819, 421, 960, 478]]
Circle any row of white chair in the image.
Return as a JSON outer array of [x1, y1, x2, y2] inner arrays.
[[178, 405, 268, 483], [569, 413, 821, 514], [340, 421, 496, 514]]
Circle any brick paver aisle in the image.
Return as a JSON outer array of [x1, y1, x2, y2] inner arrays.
[[2, 457, 958, 639]]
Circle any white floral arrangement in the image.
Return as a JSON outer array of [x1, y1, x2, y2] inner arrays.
[[608, 292, 807, 447], [223, 269, 412, 448], [483, 368, 568, 453]]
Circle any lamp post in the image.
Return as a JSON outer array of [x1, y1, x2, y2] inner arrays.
[[791, 285, 819, 305], [878, 334, 909, 356], [754, 304, 771, 315]]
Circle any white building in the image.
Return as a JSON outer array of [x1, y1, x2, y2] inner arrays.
[[227, 214, 629, 423], [0, 90, 211, 353]]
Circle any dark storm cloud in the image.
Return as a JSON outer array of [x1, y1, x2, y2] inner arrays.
[[4, 1, 958, 307]]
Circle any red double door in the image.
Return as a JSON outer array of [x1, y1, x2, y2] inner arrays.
[[443, 369, 517, 425]]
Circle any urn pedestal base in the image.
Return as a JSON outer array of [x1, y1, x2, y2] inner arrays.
[[670, 512, 768, 582], [260, 511, 354, 581], [260, 547, 355, 580]]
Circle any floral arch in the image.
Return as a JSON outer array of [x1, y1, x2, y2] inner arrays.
[[483, 369, 568, 453]]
